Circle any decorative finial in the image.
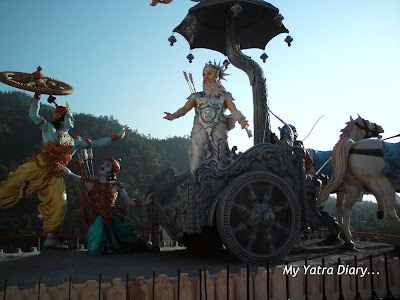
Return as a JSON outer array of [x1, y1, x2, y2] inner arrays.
[[284, 36, 293, 47], [168, 35, 177, 46], [260, 53, 268, 63], [187, 53, 194, 63], [32, 66, 44, 80]]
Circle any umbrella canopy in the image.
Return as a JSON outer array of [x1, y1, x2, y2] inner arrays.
[[174, 0, 289, 56]]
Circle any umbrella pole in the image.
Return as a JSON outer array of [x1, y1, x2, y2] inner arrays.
[[225, 13, 271, 145]]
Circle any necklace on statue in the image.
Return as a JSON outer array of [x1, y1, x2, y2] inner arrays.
[[57, 130, 71, 141]]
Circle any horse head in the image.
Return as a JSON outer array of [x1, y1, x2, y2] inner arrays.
[[340, 115, 384, 140]]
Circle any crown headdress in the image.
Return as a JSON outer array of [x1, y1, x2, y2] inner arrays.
[[48, 95, 71, 121], [203, 60, 230, 80], [107, 156, 121, 174]]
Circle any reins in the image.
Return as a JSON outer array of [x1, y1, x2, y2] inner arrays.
[[354, 119, 381, 138], [383, 133, 400, 141]]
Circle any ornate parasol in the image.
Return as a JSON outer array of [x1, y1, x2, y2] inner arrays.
[[174, 0, 288, 55], [0, 66, 74, 95], [171, 0, 291, 144]]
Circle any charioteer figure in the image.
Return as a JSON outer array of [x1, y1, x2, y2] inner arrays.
[[164, 61, 250, 174]]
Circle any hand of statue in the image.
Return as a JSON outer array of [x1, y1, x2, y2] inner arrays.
[[163, 112, 177, 121], [33, 92, 41, 100], [143, 192, 155, 206], [117, 125, 129, 139], [240, 119, 249, 129]]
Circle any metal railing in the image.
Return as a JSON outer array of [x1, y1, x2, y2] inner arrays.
[[1, 253, 399, 300]]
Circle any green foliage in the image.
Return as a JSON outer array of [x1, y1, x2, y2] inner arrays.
[[0, 91, 190, 236], [322, 196, 399, 236]]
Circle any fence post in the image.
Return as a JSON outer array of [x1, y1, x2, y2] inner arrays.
[[3, 280, 7, 300], [177, 269, 180, 300], [267, 262, 270, 300], [227, 265, 230, 300], [98, 274, 101, 300], [69, 275, 72, 300], [126, 273, 129, 300], [38, 277, 41, 300], [384, 254, 394, 299], [152, 270, 155, 300]]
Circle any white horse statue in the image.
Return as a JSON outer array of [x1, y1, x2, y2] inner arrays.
[[307, 115, 384, 200], [319, 126, 400, 247], [279, 116, 383, 237], [306, 116, 383, 239]]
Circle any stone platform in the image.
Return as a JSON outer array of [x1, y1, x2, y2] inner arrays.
[[0, 239, 398, 290]]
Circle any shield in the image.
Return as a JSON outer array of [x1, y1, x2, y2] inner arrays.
[[0, 66, 74, 95], [173, 0, 289, 56]]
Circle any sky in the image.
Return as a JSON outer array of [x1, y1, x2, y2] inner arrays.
[[1, 0, 399, 155]]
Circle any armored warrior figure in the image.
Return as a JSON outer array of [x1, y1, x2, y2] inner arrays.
[[64, 157, 158, 255], [0, 93, 128, 249], [164, 61, 249, 174], [279, 124, 313, 172]]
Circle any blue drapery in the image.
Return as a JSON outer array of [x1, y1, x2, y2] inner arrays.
[[87, 215, 147, 255]]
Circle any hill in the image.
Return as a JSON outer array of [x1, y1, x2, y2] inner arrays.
[[0, 91, 190, 235]]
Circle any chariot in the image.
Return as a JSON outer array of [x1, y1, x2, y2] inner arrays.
[[147, 0, 339, 264]]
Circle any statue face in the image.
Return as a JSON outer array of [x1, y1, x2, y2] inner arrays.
[[62, 112, 75, 129], [203, 68, 217, 84], [98, 160, 113, 177]]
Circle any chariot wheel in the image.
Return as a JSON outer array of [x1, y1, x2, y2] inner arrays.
[[216, 171, 301, 264], [0, 66, 74, 95]]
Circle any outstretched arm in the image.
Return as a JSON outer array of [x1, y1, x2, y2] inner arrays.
[[115, 186, 154, 207], [74, 125, 129, 150], [164, 94, 196, 121]]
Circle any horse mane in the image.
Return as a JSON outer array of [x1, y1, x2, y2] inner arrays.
[[339, 117, 360, 138]]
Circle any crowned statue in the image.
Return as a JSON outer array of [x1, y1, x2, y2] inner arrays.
[[164, 61, 250, 174]]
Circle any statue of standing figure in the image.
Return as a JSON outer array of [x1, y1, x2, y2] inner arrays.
[[0, 93, 128, 249], [164, 61, 250, 174]]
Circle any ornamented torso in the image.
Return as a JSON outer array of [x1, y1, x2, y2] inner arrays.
[[195, 92, 225, 134], [25, 132, 74, 179], [88, 180, 124, 228]]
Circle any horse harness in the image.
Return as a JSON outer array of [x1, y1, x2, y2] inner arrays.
[[350, 120, 383, 157], [354, 119, 381, 138], [349, 148, 383, 157]]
